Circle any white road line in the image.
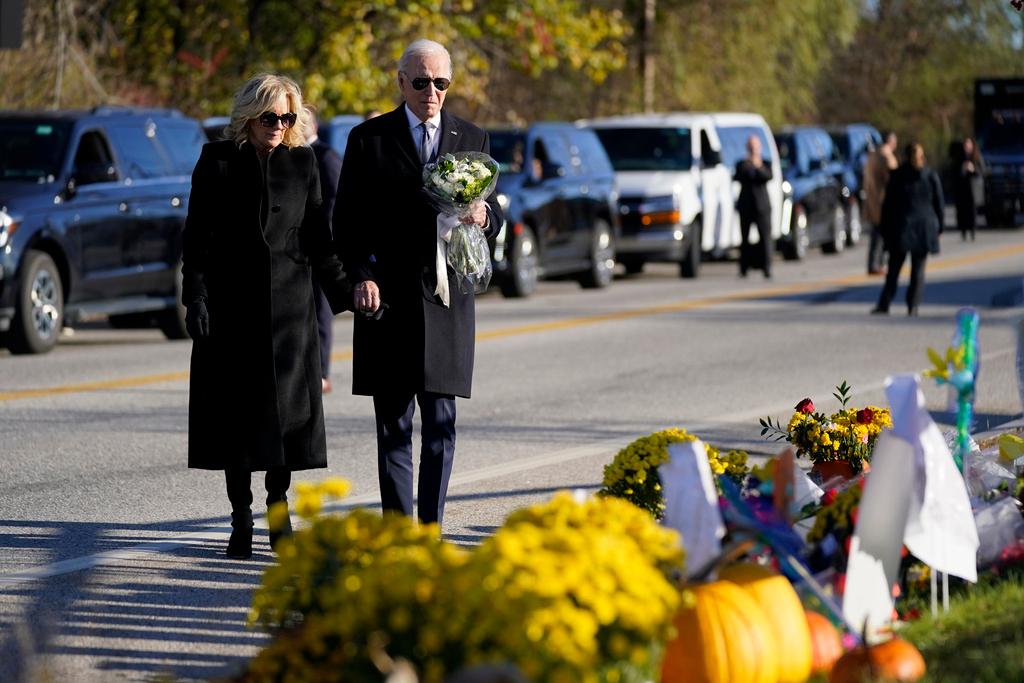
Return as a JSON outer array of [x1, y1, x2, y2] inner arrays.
[[1, 346, 1016, 588]]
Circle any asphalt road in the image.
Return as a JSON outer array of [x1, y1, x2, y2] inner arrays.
[[1, 228, 1023, 681]]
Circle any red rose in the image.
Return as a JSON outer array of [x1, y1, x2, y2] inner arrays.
[[795, 398, 815, 414], [856, 408, 874, 424], [821, 488, 839, 506]]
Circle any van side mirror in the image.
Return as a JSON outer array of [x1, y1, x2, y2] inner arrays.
[[702, 149, 722, 168], [541, 161, 566, 180], [808, 158, 824, 171]]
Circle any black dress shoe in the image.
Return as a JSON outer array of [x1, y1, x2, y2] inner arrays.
[[226, 510, 253, 560], [870, 306, 889, 315], [908, 307, 919, 317]]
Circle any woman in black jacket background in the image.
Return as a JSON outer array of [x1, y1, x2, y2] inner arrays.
[[182, 74, 352, 559], [872, 142, 944, 317]]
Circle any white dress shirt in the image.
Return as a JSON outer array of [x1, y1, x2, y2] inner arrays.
[[405, 104, 442, 163]]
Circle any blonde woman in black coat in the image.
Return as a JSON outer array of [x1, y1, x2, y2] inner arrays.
[[872, 142, 944, 317], [182, 74, 353, 559]]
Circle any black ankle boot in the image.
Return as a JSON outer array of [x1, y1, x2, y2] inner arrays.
[[226, 510, 253, 559], [268, 505, 293, 552]]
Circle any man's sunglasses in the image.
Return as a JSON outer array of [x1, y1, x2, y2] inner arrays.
[[257, 112, 297, 128], [408, 76, 451, 92]]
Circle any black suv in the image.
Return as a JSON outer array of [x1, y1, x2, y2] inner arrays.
[[486, 123, 619, 298], [0, 107, 205, 353]]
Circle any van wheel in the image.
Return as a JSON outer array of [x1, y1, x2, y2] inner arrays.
[[500, 225, 538, 298], [579, 219, 614, 289], [782, 222, 807, 261], [823, 205, 847, 254], [679, 221, 701, 278], [159, 263, 189, 340], [8, 250, 63, 355]]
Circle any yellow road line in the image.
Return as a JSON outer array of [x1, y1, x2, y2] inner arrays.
[[3, 242, 1022, 402]]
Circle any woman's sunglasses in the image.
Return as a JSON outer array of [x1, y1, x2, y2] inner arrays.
[[257, 112, 297, 128], [408, 77, 451, 92]]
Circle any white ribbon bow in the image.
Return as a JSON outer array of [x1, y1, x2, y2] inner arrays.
[[434, 214, 461, 307]]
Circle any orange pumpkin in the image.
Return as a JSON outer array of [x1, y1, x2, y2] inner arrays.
[[662, 580, 779, 683], [718, 563, 812, 683], [805, 610, 844, 675], [829, 636, 926, 683]]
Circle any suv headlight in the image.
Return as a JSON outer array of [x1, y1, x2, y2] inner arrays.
[[638, 195, 681, 226], [0, 209, 18, 249], [496, 192, 510, 211]]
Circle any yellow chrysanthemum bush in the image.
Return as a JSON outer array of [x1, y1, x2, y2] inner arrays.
[[459, 493, 685, 682], [241, 481, 686, 683], [599, 428, 749, 519]]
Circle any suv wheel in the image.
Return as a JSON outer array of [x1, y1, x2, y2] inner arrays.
[[782, 219, 808, 261], [579, 219, 614, 289], [158, 263, 189, 340], [679, 221, 701, 278], [9, 250, 63, 355], [823, 205, 847, 254], [500, 225, 538, 298]]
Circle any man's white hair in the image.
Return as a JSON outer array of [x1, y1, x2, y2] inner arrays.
[[398, 39, 452, 78]]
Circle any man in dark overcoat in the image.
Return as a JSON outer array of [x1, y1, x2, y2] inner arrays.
[[334, 39, 503, 527], [735, 134, 774, 279]]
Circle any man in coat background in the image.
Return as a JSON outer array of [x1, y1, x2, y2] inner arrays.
[[307, 115, 344, 394], [334, 39, 503, 528]]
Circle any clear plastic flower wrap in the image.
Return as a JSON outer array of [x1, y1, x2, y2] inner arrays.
[[422, 152, 499, 294]]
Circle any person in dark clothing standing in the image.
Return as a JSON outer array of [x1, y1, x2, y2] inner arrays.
[[872, 143, 944, 317], [182, 74, 353, 560], [306, 114, 344, 394], [953, 136, 983, 241], [735, 134, 773, 278]]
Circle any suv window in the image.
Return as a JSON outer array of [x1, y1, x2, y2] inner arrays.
[[107, 121, 173, 178], [489, 131, 526, 174], [156, 121, 205, 174], [538, 132, 572, 169], [0, 120, 71, 182], [594, 127, 693, 171], [73, 130, 118, 185], [775, 134, 796, 174]]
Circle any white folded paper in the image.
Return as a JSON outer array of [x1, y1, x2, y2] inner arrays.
[[661, 440, 726, 578]]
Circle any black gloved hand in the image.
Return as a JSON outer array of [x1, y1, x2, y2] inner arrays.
[[185, 299, 210, 339]]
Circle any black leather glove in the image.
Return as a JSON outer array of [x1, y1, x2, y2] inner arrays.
[[185, 299, 210, 339]]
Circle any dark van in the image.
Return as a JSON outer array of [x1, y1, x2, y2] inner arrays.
[[486, 123, 619, 298], [0, 107, 205, 353]]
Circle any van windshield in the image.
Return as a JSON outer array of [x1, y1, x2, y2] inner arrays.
[[0, 121, 72, 182], [592, 128, 692, 171], [488, 131, 527, 174]]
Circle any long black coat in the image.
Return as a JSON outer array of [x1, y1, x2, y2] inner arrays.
[[182, 140, 352, 471], [735, 159, 773, 218], [880, 164, 945, 256], [334, 106, 503, 398]]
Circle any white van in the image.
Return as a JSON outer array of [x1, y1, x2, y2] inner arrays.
[[709, 112, 790, 255], [582, 113, 733, 278]]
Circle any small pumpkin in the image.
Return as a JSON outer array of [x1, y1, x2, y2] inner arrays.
[[661, 580, 779, 683], [805, 610, 844, 675], [718, 562, 812, 683], [829, 635, 926, 683]]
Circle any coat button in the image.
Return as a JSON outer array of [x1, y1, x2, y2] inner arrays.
[[271, 205, 281, 213]]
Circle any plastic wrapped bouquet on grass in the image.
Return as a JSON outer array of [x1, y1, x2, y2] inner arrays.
[[422, 151, 499, 299]]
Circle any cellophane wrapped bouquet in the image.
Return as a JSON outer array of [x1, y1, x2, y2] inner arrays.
[[422, 152, 499, 294]]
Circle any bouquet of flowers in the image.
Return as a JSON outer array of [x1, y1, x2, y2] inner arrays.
[[760, 381, 892, 475], [422, 151, 499, 295]]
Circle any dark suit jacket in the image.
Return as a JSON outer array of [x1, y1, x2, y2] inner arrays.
[[334, 105, 503, 398], [182, 140, 352, 471], [880, 164, 944, 256], [735, 159, 773, 217], [311, 138, 343, 234]]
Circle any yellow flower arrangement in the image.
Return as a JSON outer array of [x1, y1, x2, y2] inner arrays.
[[599, 428, 749, 518], [761, 381, 892, 473], [243, 482, 685, 683]]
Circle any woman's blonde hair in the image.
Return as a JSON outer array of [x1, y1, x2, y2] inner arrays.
[[224, 73, 311, 148]]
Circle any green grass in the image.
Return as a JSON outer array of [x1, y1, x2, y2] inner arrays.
[[899, 576, 1024, 682]]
